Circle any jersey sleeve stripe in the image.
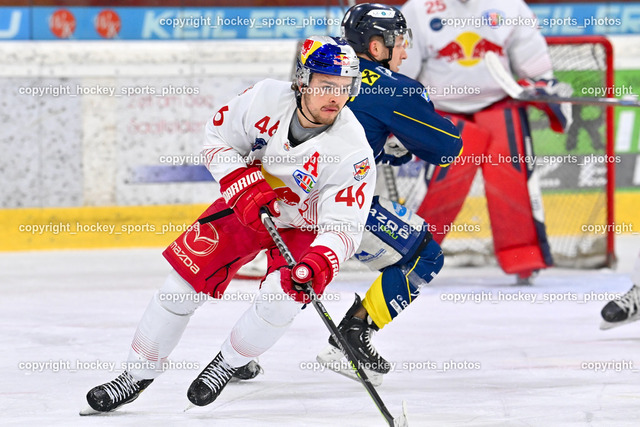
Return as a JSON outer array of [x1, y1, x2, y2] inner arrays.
[[392, 111, 461, 139], [327, 230, 355, 259], [203, 147, 233, 169]]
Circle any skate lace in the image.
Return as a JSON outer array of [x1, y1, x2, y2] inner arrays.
[[200, 356, 235, 392], [102, 372, 138, 403], [616, 285, 640, 315]]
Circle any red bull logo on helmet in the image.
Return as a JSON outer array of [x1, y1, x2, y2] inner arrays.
[[436, 31, 503, 67], [300, 39, 323, 65], [334, 53, 351, 66]]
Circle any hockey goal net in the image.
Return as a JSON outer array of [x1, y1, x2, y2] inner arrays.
[[390, 35, 616, 269]]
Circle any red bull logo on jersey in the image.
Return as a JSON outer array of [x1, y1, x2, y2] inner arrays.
[[436, 31, 503, 67], [262, 166, 300, 206], [353, 158, 371, 181]]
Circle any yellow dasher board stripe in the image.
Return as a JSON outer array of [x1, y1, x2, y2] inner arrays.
[[0, 191, 637, 251]]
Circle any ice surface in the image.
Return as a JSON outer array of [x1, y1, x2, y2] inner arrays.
[[1, 236, 639, 427]]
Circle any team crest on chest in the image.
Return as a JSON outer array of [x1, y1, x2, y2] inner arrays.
[[353, 158, 371, 181], [293, 169, 316, 193]]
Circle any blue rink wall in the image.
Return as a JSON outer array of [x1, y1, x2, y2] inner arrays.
[[1, 4, 640, 40]]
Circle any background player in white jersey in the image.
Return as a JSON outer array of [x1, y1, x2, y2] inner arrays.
[[601, 250, 640, 330], [314, 3, 462, 385], [400, 0, 572, 283], [81, 36, 376, 414]]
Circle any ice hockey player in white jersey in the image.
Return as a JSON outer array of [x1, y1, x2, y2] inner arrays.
[[400, 0, 572, 283], [81, 36, 376, 414], [601, 250, 640, 330]]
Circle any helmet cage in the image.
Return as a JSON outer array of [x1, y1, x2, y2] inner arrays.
[[376, 26, 413, 50]]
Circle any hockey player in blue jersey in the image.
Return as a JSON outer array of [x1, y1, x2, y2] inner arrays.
[[343, 4, 461, 165], [315, 3, 463, 385]]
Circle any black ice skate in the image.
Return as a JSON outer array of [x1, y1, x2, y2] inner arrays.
[[601, 284, 640, 330], [80, 371, 153, 415], [316, 294, 390, 386], [188, 352, 237, 406], [231, 359, 263, 381]]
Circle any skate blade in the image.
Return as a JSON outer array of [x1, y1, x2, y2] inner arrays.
[[316, 343, 343, 364], [393, 400, 409, 427], [79, 405, 100, 416], [184, 403, 197, 412], [316, 345, 383, 387], [600, 317, 639, 330]]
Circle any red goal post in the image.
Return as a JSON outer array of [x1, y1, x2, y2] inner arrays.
[[545, 35, 615, 267]]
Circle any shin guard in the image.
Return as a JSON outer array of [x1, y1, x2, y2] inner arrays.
[[363, 239, 444, 329], [477, 105, 553, 274]]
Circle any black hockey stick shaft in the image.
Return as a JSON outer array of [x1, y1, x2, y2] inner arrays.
[[259, 207, 398, 427], [198, 208, 233, 225]]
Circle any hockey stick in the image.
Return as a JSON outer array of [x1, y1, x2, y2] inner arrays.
[[259, 208, 409, 427], [382, 164, 400, 203], [198, 208, 233, 225], [484, 51, 640, 108]]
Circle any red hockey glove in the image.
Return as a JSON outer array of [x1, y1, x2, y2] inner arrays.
[[280, 246, 339, 304], [218, 166, 280, 233], [518, 78, 573, 133]]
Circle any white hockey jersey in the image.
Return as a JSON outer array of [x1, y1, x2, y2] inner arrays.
[[400, 0, 553, 114], [203, 79, 376, 267]]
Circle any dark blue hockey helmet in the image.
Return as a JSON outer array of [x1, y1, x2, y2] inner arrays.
[[341, 3, 412, 56]]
